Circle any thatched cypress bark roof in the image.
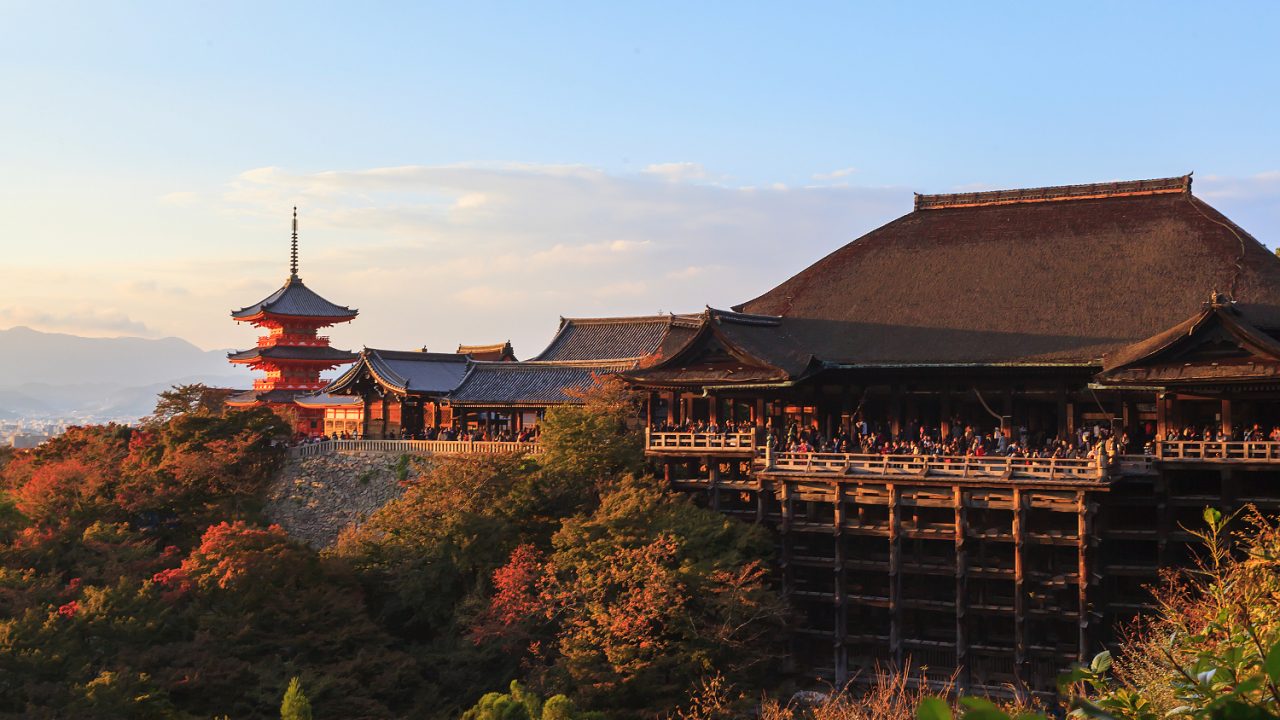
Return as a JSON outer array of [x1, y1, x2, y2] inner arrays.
[[732, 175, 1280, 367]]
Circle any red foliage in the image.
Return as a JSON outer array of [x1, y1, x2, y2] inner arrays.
[[56, 600, 80, 618], [479, 544, 548, 639], [151, 566, 194, 602], [179, 521, 301, 593]]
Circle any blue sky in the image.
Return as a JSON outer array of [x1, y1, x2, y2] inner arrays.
[[2, 1, 1279, 357]]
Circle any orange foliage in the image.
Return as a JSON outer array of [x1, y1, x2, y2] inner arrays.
[[11, 458, 113, 521]]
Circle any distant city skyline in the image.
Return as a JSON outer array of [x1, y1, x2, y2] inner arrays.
[[2, 2, 1278, 356]]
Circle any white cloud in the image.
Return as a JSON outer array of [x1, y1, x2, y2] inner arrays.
[[666, 265, 706, 280], [642, 162, 709, 183], [812, 167, 858, 181]]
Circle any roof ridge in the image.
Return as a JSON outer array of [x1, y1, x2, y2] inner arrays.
[[367, 348, 469, 362], [915, 174, 1192, 211], [707, 306, 783, 326], [457, 341, 512, 352], [559, 314, 681, 325]]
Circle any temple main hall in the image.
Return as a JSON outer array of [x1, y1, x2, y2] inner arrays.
[[230, 175, 1280, 695]]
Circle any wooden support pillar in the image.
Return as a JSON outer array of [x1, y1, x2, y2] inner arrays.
[[779, 481, 796, 674], [890, 385, 904, 439], [888, 482, 902, 665], [1012, 487, 1027, 692], [840, 384, 853, 436], [1057, 383, 1069, 441], [825, 400, 836, 440], [362, 394, 373, 437], [941, 390, 953, 440], [1221, 398, 1233, 439], [1156, 392, 1169, 440], [954, 485, 970, 694], [1076, 491, 1092, 663], [707, 456, 720, 511], [1002, 388, 1014, 438], [646, 391, 655, 427], [833, 482, 848, 685], [1156, 473, 1171, 566], [755, 398, 766, 428], [667, 391, 677, 424], [380, 393, 390, 439], [709, 394, 719, 425], [1224, 467, 1240, 510]]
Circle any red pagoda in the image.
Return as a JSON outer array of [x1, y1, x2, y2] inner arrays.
[[226, 209, 358, 436]]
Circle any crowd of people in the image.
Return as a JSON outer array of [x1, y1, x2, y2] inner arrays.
[[653, 418, 1129, 460], [1165, 423, 1280, 443], [654, 415, 1280, 461]]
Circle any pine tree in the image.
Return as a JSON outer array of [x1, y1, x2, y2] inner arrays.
[[280, 677, 312, 720]]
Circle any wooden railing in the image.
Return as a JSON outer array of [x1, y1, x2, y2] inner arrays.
[[766, 451, 1105, 482], [287, 439, 542, 459], [1156, 441, 1280, 462], [645, 430, 758, 452]]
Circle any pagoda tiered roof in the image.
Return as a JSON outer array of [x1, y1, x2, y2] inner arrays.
[[227, 345, 358, 364], [226, 388, 322, 406], [231, 276, 358, 322]]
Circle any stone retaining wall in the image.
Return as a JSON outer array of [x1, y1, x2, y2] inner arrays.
[[264, 452, 415, 548]]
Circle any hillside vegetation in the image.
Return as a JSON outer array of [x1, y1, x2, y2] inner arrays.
[[0, 381, 786, 719]]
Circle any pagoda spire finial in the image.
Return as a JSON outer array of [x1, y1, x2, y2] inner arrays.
[[290, 206, 299, 279]]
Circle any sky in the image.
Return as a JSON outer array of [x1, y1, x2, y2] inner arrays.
[[2, 1, 1279, 358]]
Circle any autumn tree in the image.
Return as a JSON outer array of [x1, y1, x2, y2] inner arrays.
[[475, 474, 787, 718]]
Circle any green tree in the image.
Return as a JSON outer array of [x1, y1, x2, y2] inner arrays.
[[280, 676, 312, 720], [461, 681, 598, 720], [538, 376, 644, 497], [145, 383, 236, 425]]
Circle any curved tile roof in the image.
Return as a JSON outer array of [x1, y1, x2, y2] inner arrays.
[[232, 276, 358, 320], [448, 362, 631, 406], [327, 348, 470, 395], [531, 314, 701, 363], [294, 392, 363, 408]]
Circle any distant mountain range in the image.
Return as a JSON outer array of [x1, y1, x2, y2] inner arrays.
[[0, 326, 251, 421]]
